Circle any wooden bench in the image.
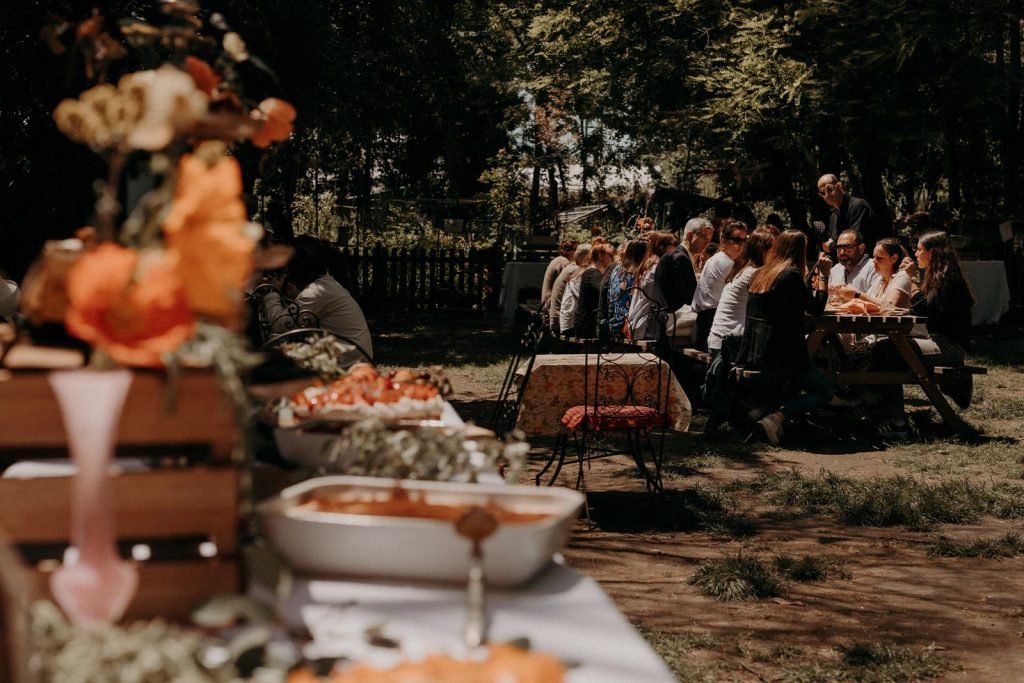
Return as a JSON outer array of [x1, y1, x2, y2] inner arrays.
[[731, 365, 986, 392], [682, 348, 713, 365]]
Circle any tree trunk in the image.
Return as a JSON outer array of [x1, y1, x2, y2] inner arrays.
[[529, 163, 541, 232], [579, 116, 589, 203], [547, 165, 559, 222], [941, 85, 962, 212], [1002, 10, 1021, 214]]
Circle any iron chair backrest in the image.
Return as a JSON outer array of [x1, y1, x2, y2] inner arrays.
[[582, 289, 676, 420], [249, 283, 321, 345], [491, 309, 549, 433], [261, 327, 373, 366]]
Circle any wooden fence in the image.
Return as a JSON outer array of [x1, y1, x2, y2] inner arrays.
[[329, 245, 501, 312]]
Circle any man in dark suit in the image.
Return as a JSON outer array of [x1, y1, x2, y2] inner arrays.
[[817, 173, 877, 251], [656, 218, 711, 312]]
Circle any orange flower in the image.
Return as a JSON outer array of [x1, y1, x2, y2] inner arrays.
[[250, 97, 296, 148], [65, 244, 194, 367], [185, 56, 221, 95], [162, 152, 253, 326]]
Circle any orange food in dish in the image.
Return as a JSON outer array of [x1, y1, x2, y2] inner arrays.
[[288, 644, 566, 682], [301, 488, 549, 525], [836, 299, 882, 315], [288, 365, 441, 414]]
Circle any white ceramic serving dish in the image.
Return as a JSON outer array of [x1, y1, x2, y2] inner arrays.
[[258, 475, 584, 586]]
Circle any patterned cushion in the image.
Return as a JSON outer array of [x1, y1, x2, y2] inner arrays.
[[560, 404, 665, 431]]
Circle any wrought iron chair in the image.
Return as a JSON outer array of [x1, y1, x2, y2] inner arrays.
[[249, 283, 322, 346], [490, 308, 550, 434], [261, 327, 373, 367], [536, 292, 676, 516]]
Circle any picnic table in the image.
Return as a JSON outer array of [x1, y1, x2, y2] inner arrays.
[[513, 353, 692, 436], [260, 559, 677, 683], [805, 313, 983, 437]]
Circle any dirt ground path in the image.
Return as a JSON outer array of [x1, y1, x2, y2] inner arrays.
[[446, 344, 1024, 682]]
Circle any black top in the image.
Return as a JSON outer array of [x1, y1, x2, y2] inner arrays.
[[654, 246, 697, 312], [739, 267, 827, 372], [574, 267, 605, 338], [829, 195, 878, 249], [910, 282, 973, 351]]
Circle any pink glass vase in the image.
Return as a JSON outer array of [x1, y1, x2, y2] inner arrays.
[[48, 368, 138, 625]]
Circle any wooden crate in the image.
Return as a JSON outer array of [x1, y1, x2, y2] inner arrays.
[[0, 368, 237, 461], [0, 467, 241, 621], [0, 367, 243, 629]]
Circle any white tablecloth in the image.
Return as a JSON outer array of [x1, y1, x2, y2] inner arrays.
[[499, 262, 549, 327], [272, 561, 676, 682], [961, 260, 1011, 325]]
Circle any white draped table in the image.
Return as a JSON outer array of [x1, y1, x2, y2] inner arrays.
[[499, 261, 549, 327], [268, 560, 676, 682], [961, 260, 1011, 325]]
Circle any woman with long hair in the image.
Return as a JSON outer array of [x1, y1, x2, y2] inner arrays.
[[606, 239, 647, 338], [574, 241, 616, 338], [706, 228, 776, 355], [869, 231, 975, 436], [833, 237, 911, 310], [626, 231, 675, 340], [737, 229, 833, 444], [701, 229, 777, 432]]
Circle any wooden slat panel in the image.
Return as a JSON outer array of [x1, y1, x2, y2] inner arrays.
[[0, 370, 236, 455], [0, 468, 238, 552], [28, 559, 239, 622]]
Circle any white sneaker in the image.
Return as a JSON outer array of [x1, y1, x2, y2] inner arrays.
[[758, 416, 783, 446]]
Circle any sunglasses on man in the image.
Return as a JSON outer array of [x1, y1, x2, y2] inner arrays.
[[818, 184, 838, 197]]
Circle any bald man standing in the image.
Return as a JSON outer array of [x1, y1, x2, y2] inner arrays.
[[816, 173, 878, 252]]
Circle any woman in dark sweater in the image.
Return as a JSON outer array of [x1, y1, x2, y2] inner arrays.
[[870, 231, 975, 436], [738, 230, 833, 445]]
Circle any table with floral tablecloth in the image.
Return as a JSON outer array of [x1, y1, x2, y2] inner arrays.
[[513, 353, 691, 436]]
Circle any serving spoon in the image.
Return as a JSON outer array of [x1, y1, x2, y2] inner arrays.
[[455, 506, 498, 648]]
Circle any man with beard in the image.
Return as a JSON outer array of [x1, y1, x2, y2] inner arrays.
[[827, 229, 880, 293]]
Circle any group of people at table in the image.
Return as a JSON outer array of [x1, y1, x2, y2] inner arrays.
[[539, 174, 977, 445]]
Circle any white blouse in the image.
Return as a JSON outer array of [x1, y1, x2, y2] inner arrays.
[[706, 265, 756, 351]]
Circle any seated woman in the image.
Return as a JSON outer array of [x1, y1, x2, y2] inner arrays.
[[261, 235, 373, 360], [736, 230, 833, 445], [706, 228, 776, 358], [833, 238, 911, 310], [868, 231, 975, 437], [605, 240, 647, 339], [627, 232, 676, 341], [701, 229, 776, 431], [692, 221, 749, 350], [574, 240, 616, 339]]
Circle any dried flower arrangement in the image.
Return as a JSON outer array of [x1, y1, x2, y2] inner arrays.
[[21, 0, 295, 370]]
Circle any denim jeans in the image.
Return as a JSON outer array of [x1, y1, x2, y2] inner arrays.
[[870, 334, 966, 421], [778, 365, 834, 418]]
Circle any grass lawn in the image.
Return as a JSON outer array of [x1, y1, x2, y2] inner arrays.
[[375, 311, 1024, 682]]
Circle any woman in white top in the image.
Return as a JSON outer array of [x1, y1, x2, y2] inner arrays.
[[559, 268, 585, 334], [706, 229, 777, 355], [627, 232, 675, 340], [835, 238, 911, 310]]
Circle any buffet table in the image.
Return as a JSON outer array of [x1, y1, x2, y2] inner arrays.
[[960, 260, 1011, 325], [513, 353, 692, 436], [269, 560, 676, 683], [499, 262, 549, 327]]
